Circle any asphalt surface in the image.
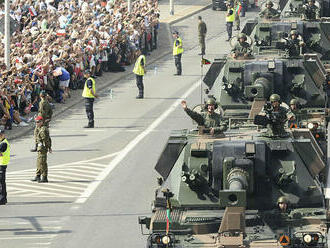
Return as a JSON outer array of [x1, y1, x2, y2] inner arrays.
[[0, 4, 257, 248]]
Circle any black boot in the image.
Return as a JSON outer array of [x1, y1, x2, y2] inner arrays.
[[84, 121, 94, 128], [39, 176, 48, 183], [31, 175, 41, 182], [136, 90, 144, 99], [30, 144, 37, 152]]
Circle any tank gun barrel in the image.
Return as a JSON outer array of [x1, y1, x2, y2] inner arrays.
[[219, 158, 253, 208], [228, 169, 249, 191], [245, 77, 272, 99]]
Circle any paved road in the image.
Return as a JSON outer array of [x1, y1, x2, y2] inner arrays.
[[0, 6, 256, 248]]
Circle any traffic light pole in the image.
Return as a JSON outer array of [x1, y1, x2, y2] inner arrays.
[[4, 0, 10, 69]]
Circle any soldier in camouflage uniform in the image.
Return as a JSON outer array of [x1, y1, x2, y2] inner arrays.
[[231, 33, 252, 59], [258, 94, 294, 137], [197, 16, 207, 55], [302, 0, 320, 20], [181, 98, 227, 135], [285, 30, 305, 57], [31, 91, 53, 152], [288, 99, 306, 128], [234, 0, 241, 30], [259, 1, 280, 19], [31, 116, 52, 183]]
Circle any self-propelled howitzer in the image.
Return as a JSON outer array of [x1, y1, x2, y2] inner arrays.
[[203, 54, 328, 118], [138, 125, 329, 247]]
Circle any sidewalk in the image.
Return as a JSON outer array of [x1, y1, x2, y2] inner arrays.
[[7, 0, 211, 141], [159, 0, 211, 24]]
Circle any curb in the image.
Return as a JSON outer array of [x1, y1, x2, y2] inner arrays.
[[167, 4, 212, 25], [9, 4, 212, 141]]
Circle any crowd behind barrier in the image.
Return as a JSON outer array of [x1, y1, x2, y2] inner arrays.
[[0, 0, 160, 130]]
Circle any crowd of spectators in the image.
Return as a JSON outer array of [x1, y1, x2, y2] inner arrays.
[[0, 0, 160, 130]]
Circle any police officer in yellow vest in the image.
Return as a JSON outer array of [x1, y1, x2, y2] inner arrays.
[[226, 1, 235, 41], [0, 128, 9, 205], [82, 70, 98, 128], [172, 31, 184, 76], [133, 50, 146, 99]]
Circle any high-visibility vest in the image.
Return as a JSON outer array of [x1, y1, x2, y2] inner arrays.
[[173, 37, 184, 55], [0, 139, 10, 166], [82, 77, 96, 98], [226, 8, 235, 22], [133, 55, 146, 76]]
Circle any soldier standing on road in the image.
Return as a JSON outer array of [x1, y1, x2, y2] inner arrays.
[[197, 16, 207, 55], [31, 91, 53, 152], [0, 128, 10, 205], [82, 70, 98, 128], [226, 2, 235, 41], [241, 0, 247, 17], [172, 31, 183, 75], [234, 0, 241, 30], [181, 98, 227, 135], [302, 0, 320, 20], [31, 116, 52, 183], [133, 50, 146, 99], [259, 1, 280, 19]]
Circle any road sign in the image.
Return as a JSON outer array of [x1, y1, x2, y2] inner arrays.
[[279, 235, 290, 246], [0, 16, 18, 35]]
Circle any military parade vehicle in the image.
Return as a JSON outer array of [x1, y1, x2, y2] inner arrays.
[[138, 110, 329, 247], [203, 52, 328, 120], [242, 17, 330, 60], [241, 0, 330, 60]]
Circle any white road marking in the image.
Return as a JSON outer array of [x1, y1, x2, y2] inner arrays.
[[0, 235, 57, 240], [75, 80, 201, 204], [8, 152, 119, 175]]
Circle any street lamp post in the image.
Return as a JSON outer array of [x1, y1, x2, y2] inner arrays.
[[170, 0, 174, 15], [4, 0, 10, 69]]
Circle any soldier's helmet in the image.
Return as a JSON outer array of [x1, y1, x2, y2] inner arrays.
[[277, 196, 289, 204], [269, 94, 281, 102], [266, 0, 274, 7], [237, 33, 247, 41], [290, 99, 298, 105], [290, 30, 298, 36], [308, 0, 315, 3], [206, 98, 218, 109]]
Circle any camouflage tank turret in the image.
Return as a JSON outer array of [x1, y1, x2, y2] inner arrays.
[[138, 112, 329, 247], [280, 0, 330, 19], [203, 53, 328, 118], [242, 19, 330, 60], [241, 0, 330, 60]]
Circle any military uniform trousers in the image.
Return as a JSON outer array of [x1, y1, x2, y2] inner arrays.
[[136, 75, 144, 97], [0, 166, 7, 204], [226, 22, 233, 39], [174, 53, 182, 75], [199, 35, 206, 54], [235, 14, 240, 29], [36, 150, 48, 177], [85, 98, 95, 126]]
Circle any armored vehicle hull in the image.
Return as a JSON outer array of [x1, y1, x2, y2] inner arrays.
[[139, 127, 329, 247]]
